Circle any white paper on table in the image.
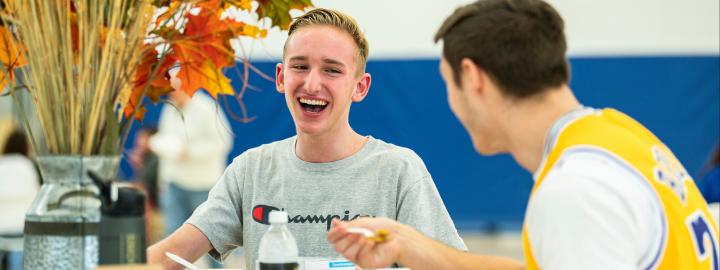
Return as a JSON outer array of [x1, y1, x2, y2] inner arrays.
[[299, 257, 355, 270]]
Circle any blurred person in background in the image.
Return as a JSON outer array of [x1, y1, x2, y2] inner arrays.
[[698, 146, 720, 225], [328, 0, 719, 269], [0, 128, 40, 269], [698, 146, 720, 204], [149, 67, 233, 268], [128, 125, 162, 244]]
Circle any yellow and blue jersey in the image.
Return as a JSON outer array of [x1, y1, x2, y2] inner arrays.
[[522, 108, 719, 270]]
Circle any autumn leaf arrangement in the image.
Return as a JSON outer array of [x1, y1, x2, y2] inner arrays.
[[0, 0, 312, 155]]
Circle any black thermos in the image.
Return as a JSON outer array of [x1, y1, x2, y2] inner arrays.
[[89, 171, 148, 265]]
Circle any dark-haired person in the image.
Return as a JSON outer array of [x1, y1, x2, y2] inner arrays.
[[328, 0, 719, 269], [0, 129, 39, 269], [148, 8, 465, 270], [698, 147, 720, 204], [128, 126, 163, 245]]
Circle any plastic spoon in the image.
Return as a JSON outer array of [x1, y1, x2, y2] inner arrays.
[[165, 251, 201, 270], [346, 227, 390, 243], [346, 227, 375, 237]]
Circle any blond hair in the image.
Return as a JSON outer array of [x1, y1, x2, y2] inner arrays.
[[284, 8, 369, 75]]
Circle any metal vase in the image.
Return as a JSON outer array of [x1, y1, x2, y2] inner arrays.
[[22, 155, 119, 270]]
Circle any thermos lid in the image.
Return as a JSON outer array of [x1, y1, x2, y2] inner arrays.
[[104, 187, 145, 216], [88, 170, 145, 216], [269, 211, 288, 224]]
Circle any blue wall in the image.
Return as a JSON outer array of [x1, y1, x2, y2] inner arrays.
[[122, 55, 720, 230]]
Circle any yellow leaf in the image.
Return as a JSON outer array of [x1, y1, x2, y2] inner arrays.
[[242, 25, 259, 37], [256, 0, 314, 30], [239, 0, 252, 11], [199, 63, 235, 98]]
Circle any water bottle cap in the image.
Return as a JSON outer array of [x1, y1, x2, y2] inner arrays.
[[269, 211, 288, 224]]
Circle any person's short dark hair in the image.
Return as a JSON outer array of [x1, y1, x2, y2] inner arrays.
[[3, 129, 29, 156], [709, 145, 720, 167], [434, 0, 570, 98]]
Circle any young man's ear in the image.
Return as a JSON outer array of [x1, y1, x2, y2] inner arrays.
[[276, 63, 285, 93], [351, 73, 372, 102], [460, 58, 484, 96]]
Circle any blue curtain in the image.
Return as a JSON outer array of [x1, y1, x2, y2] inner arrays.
[[122, 55, 720, 229]]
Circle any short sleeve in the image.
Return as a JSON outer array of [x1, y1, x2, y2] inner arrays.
[[396, 175, 467, 251], [186, 157, 245, 261]]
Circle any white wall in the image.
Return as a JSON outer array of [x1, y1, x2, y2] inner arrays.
[[554, 0, 720, 55], [237, 0, 719, 60]]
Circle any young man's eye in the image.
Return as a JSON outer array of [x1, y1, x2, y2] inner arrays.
[[292, 65, 308, 70], [325, 68, 341, 74]]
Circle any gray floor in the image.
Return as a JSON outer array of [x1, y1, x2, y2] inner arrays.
[[460, 231, 524, 261]]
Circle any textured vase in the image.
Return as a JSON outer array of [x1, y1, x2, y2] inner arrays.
[[22, 155, 119, 270]]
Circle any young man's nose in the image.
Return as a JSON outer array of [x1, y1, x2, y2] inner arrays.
[[303, 69, 323, 94]]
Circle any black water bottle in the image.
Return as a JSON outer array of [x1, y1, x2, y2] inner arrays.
[[89, 171, 147, 265]]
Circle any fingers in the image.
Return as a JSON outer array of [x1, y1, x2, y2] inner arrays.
[[327, 219, 348, 243], [328, 218, 398, 269], [337, 234, 367, 261], [328, 217, 394, 243], [328, 218, 372, 262], [357, 238, 375, 260], [332, 230, 362, 253]]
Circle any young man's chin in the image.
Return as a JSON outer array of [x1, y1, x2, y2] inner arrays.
[[472, 139, 504, 156], [295, 123, 326, 136]]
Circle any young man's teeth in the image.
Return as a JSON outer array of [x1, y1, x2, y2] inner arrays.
[[300, 98, 327, 106]]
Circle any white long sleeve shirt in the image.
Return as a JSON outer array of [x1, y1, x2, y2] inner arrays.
[[0, 154, 39, 235], [150, 93, 232, 191]]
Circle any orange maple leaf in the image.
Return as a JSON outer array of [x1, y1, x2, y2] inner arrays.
[[195, 0, 222, 10], [174, 60, 234, 98], [124, 46, 176, 120], [165, 7, 244, 97], [0, 26, 27, 93], [219, 0, 253, 11], [177, 8, 240, 68]]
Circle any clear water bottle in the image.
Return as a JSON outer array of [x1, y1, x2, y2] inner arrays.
[[257, 211, 299, 270]]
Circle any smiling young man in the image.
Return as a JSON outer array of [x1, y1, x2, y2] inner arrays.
[[147, 8, 466, 270], [327, 0, 719, 269]]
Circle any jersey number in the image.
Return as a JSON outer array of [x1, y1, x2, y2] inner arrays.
[[687, 210, 719, 270]]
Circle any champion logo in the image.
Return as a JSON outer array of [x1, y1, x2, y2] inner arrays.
[[251, 204, 374, 230], [252, 204, 280, 225]]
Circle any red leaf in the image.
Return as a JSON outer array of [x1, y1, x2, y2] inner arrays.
[[124, 46, 176, 120]]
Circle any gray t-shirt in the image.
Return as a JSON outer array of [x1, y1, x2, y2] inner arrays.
[[187, 136, 466, 268]]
